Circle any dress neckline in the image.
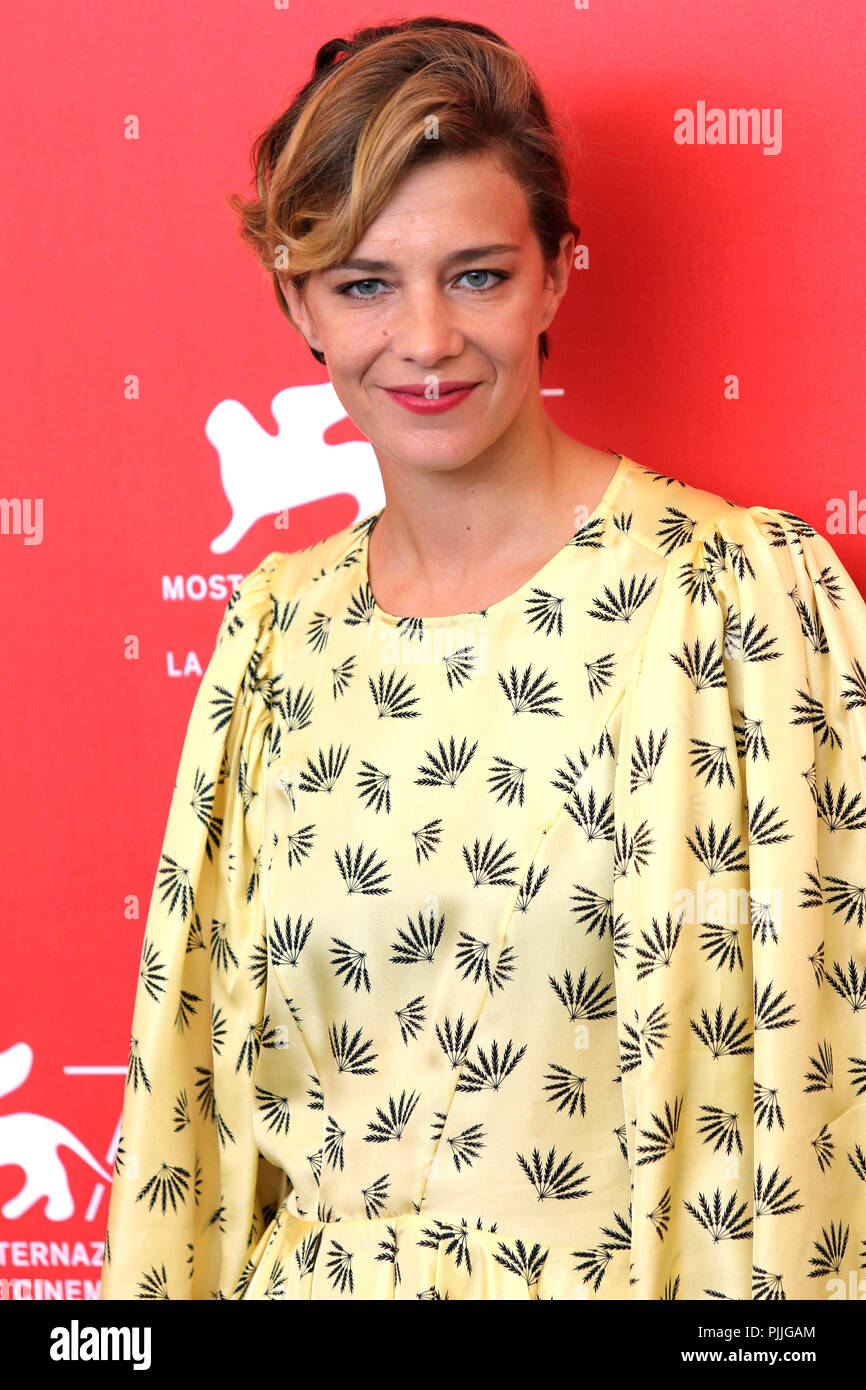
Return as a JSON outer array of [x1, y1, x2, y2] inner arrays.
[[360, 452, 634, 628]]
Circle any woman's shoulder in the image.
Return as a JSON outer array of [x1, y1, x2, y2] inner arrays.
[[618, 454, 823, 563], [230, 509, 376, 618]]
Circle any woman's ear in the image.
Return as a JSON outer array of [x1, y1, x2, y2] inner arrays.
[[277, 273, 325, 356], [538, 231, 575, 334]]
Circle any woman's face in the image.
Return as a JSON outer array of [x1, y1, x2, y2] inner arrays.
[[281, 149, 573, 475]]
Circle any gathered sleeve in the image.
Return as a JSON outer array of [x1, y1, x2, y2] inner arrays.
[[100, 552, 290, 1300], [612, 504, 866, 1299]]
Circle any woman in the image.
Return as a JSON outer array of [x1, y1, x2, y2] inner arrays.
[[100, 18, 866, 1300]]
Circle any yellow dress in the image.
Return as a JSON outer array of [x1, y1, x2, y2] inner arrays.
[[100, 453, 866, 1300]]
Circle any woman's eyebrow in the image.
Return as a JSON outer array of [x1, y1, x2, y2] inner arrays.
[[326, 243, 522, 274]]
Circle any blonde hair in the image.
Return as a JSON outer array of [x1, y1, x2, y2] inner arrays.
[[227, 16, 580, 369]]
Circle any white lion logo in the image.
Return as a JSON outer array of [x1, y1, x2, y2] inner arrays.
[[0, 1042, 111, 1222], [206, 380, 384, 553]]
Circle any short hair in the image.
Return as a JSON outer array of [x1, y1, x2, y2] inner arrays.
[[227, 16, 580, 370]]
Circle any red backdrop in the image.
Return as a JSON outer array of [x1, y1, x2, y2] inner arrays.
[[1, 0, 863, 1298]]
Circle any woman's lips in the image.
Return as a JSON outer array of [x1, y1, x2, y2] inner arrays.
[[379, 383, 480, 415]]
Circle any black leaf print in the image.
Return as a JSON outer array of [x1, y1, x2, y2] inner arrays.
[[587, 573, 657, 623], [306, 611, 331, 652], [333, 841, 391, 894], [454, 932, 516, 991], [754, 1082, 784, 1131], [683, 1186, 752, 1242], [514, 860, 550, 911], [847, 1144, 866, 1182], [636, 911, 683, 979], [689, 737, 736, 788], [690, 1004, 753, 1058], [447, 1123, 486, 1172], [754, 979, 797, 1030], [277, 683, 315, 732], [363, 1089, 420, 1141], [821, 874, 866, 928], [753, 1164, 803, 1217], [677, 559, 716, 606], [156, 852, 195, 921], [331, 655, 356, 699], [736, 614, 781, 662], [462, 834, 519, 886], [395, 996, 425, 1044], [139, 938, 168, 1003], [524, 587, 564, 636], [806, 1220, 848, 1277], [254, 1086, 291, 1136], [355, 759, 391, 812], [752, 1267, 786, 1300], [542, 1063, 587, 1118], [126, 1037, 150, 1094], [669, 636, 727, 691], [637, 1097, 683, 1165], [748, 796, 792, 845], [733, 708, 770, 761], [268, 911, 313, 968], [685, 820, 749, 875], [658, 506, 697, 555], [698, 921, 744, 973], [411, 818, 443, 863], [825, 957, 866, 1012], [840, 657, 866, 709], [848, 1055, 866, 1095], [570, 885, 613, 937], [630, 728, 668, 789], [324, 1116, 345, 1170], [284, 824, 316, 868], [803, 1039, 833, 1093], [435, 1014, 477, 1068], [497, 663, 563, 715], [455, 1037, 527, 1092], [135, 1164, 189, 1216], [516, 1146, 591, 1199], [585, 652, 616, 698], [415, 734, 478, 787], [368, 669, 421, 718], [172, 1090, 191, 1130], [390, 909, 445, 963], [325, 1240, 354, 1294], [137, 1264, 170, 1300], [329, 1020, 379, 1075], [173, 989, 200, 1034], [697, 1100, 745, 1156], [491, 1238, 548, 1286], [189, 768, 222, 861], [362, 1176, 390, 1217], [443, 644, 479, 691], [487, 755, 526, 806], [809, 777, 866, 832], [549, 966, 616, 1021], [298, 743, 350, 792], [647, 1188, 672, 1241], [330, 937, 371, 993], [264, 1260, 288, 1299], [564, 785, 615, 841], [790, 688, 842, 750], [210, 918, 239, 973]]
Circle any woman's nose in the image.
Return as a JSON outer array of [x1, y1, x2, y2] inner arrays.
[[390, 288, 464, 364]]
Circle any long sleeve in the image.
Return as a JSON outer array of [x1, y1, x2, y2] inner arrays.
[[100, 551, 291, 1300], [613, 503, 866, 1299]]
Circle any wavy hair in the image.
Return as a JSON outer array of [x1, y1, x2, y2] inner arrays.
[[227, 16, 580, 369]]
